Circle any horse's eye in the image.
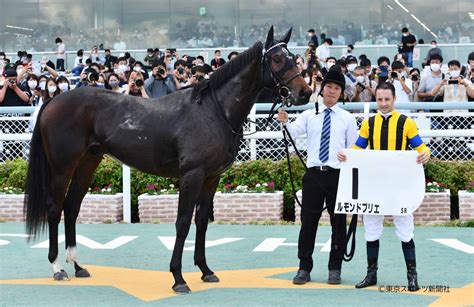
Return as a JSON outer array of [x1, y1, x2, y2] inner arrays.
[[273, 57, 282, 64]]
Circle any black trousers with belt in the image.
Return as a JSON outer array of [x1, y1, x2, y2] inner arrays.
[[298, 167, 346, 272]]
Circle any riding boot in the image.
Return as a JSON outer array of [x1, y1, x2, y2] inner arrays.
[[355, 258, 378, 288], [402, 239, 420, 292], [355, 240, 379, 289]]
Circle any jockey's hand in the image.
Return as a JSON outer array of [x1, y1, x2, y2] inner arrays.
[[337, 151, 347, 162], [417, 151, 430, 164]]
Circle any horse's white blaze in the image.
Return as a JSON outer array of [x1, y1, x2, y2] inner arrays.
[[52, 257, 64, 273]]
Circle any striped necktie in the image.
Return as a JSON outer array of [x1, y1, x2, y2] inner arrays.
[[319, 108, 332, 163]]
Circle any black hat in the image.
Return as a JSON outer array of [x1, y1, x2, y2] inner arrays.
[[322, 69, 345, 90], [3, 68, 17, 77]]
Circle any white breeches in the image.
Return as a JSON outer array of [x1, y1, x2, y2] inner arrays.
[[363, 214, 414, 242]]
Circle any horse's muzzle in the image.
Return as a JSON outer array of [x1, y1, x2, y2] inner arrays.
[[296, 87, 313, 105]]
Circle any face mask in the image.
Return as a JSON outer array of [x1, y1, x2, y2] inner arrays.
[[28, 80, 38, 89], [431, 44, 437, 49], [304, 77, 310, 84], [0, 80, 4, 86], [449, 70, 460, 78], [47, 85, 57, 93], [133, 66, 142, 72], [109, 81, 119, 88], [327, 62, 335, 69], [118, 64, 128, 73], [430, 63, 441, 72], [58, 83, 69, 91], [347, 63, 357, 72], [403, 33, 409, 37], [356, 76, 365, 83], [39, 81, 46, 90], [57, 43, 61, 46]]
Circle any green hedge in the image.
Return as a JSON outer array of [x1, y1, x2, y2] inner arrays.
[[1, 157, 472, 221]]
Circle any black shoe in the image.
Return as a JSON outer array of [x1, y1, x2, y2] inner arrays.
[[328, 270, 341, 284], [293, 270, 311, 285], [407, 269, 420, 292], [355, 270, 377, 288]]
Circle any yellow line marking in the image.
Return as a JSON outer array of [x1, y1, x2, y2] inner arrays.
[[0, 265, 472, 304]]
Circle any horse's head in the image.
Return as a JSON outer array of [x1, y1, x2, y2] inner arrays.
[[262, 26, 312, 106]]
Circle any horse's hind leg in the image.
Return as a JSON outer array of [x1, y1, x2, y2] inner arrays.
[[194, 176, 220, 283], [64, 154, 102, 278], [170, 168, 205, 294]]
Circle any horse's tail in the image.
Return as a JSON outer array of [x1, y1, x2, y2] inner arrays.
[[24, 100, 53, 240]]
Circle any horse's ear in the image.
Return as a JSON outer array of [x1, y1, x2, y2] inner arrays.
[[265, 26, 274, 50], [281, 27, 292, 44]]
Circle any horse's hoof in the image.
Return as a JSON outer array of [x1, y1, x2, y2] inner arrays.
[[201, 274, 220, 283], [172, 283, 191, 294], [75, 268, 91, 278], [53, 270, 69, 281]]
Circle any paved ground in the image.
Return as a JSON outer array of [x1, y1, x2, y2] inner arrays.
[[0, 222, 473, 306]]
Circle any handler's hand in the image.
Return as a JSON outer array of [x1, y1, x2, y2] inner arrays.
[[277, 109, 288, 123], [337, 150, 347, 162], [417, 151, 430, 164]]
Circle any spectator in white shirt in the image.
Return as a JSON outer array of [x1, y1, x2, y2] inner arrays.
[[55, 38, 65, 71], [316, 38, 333, 69]]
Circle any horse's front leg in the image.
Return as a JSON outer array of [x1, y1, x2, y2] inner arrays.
[[194, 176, 220, 283], [170, 168, 205, 294]]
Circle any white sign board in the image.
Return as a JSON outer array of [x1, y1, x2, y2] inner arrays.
[[335, 149, 425, 215]]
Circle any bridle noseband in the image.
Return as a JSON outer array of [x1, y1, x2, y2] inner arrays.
[[262, 42, 302, 107]]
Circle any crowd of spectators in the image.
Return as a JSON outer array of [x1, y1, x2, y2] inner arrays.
[[1, 29, 473, 110], [0, 29, 473, 161]]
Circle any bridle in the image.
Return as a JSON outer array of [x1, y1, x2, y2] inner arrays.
[[262, 42, 302, 108], [210, 42, 302, 137]]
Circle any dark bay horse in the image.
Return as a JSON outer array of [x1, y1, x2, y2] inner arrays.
[[24, 27, 312, 293]]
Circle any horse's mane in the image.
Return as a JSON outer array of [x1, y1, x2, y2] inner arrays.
[[191, 41, 263, 103]]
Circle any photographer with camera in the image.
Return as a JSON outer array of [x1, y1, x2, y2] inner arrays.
[[431, 60, 474, 106], [174, 60, 189, 88], [125, 71, 148, 98], [188, 66, 207, 86], [0, 68, 30, 107], [352, 66, 376, 102], [144, 61, 175, 98], [76, 67, 105, 89], [316, 38, 333, 69], [388, 61, 413, 112], [305, 42, 318, 70]]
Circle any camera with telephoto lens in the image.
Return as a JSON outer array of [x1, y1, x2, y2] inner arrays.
[[157, 68, 166, 76], [87, 72, 99, 82], [177, 67, 185, 74], [134, 79, 144, 87], [390, 71, 398, 79], [195, 75, 204, 82], [315, 75, 323, 83]]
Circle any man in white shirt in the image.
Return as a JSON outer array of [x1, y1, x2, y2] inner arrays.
[[316, 38, 333, 69], [55, 37, 65, 71], [389, 61, 412, 112], [278, 70, 358, 286]]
